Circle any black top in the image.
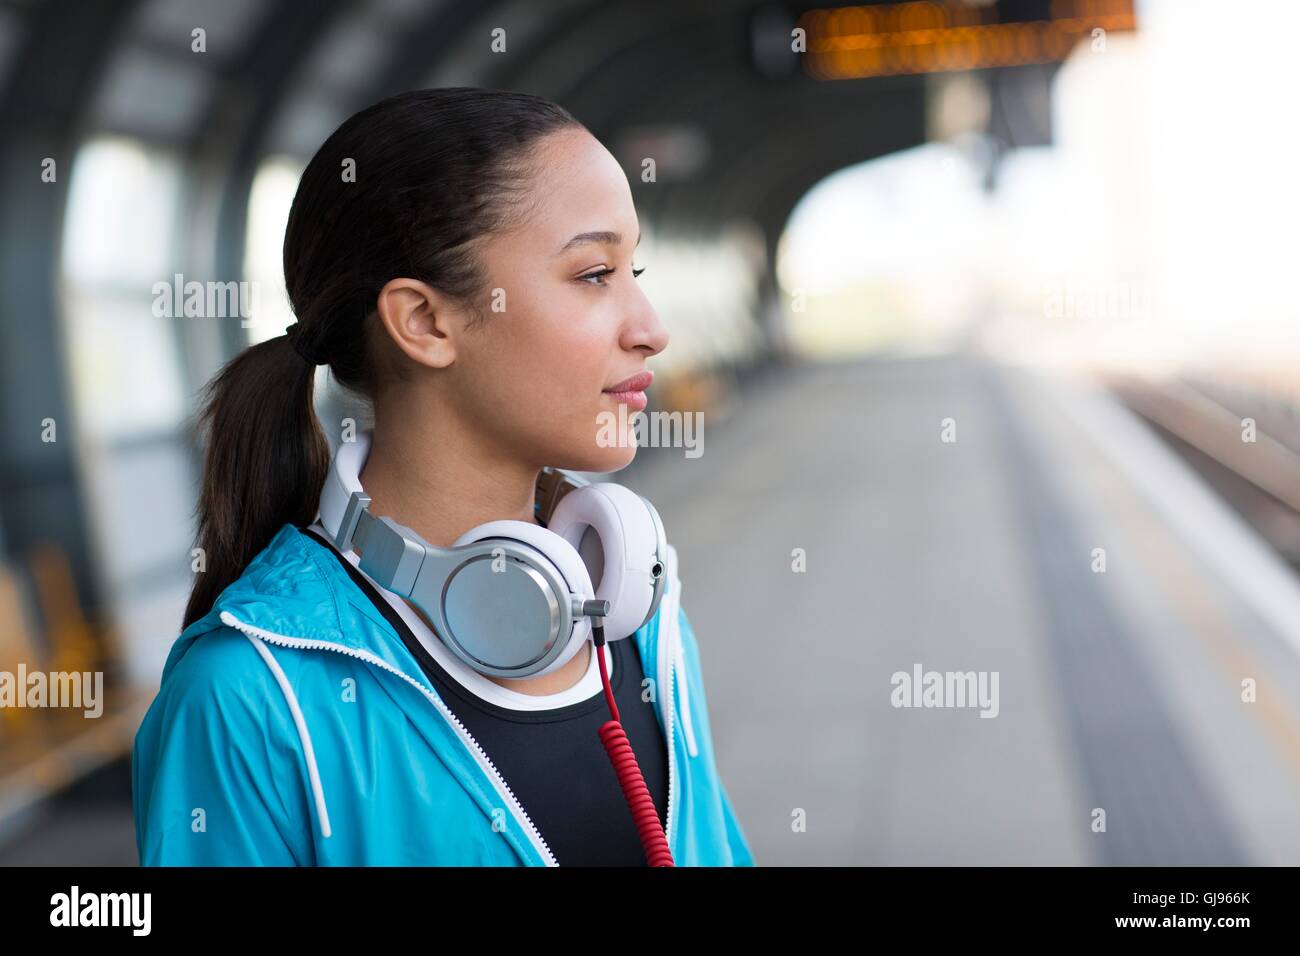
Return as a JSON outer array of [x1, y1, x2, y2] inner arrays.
[[301, 528, 670, 866]]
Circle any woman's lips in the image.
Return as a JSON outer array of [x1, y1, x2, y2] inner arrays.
[[603, 370, 653, 412]]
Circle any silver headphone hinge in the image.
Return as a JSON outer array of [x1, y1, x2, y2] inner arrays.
[[334, 490, 372, 553]]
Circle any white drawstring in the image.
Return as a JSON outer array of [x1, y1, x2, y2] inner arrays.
[[242, 633, 333, 839]]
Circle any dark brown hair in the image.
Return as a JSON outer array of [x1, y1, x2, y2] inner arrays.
[[182, 87, 583, 629]]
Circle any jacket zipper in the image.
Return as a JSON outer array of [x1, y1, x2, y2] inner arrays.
[[660, 598, 678, 851], [218, 610, 559, 867]]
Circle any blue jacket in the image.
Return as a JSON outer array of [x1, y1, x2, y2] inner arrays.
[[132, 523, 754, 866]]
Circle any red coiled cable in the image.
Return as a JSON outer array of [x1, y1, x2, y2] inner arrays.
[[592, 622, 675, 867]]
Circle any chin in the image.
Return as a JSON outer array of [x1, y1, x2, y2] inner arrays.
[[578, 443, 637, 475], [555, 431, 638, 475], [597, 443, 637, 474]]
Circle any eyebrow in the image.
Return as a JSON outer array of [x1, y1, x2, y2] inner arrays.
[[556, 230, 643, 255]]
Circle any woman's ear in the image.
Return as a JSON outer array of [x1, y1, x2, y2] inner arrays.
[[374, 276, 458, 369]]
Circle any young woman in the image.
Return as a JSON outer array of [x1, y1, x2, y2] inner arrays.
[[132, 87, 754, 867]]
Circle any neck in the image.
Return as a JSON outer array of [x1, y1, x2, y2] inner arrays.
[[357, 409, 591, 696], [359, 416, 540, 549]]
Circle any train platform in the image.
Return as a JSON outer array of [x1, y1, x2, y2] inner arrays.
[[633, 353, 1300, 865]]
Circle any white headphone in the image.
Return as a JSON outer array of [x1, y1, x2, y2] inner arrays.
[[317, 431, 667, 678]]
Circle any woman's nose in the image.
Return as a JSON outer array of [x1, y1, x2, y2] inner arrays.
[[623, 299, 669, 356]]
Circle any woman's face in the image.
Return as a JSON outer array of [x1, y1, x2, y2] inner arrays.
[[439, 127, 670, 474]]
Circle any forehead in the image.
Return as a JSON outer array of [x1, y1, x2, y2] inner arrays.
[[518, 128, 638, 242]]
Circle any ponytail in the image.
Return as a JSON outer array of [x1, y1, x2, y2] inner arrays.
[[181, 334, 330, 629]]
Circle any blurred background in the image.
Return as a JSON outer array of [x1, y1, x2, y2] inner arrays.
[[2, 0, 1300, 865]]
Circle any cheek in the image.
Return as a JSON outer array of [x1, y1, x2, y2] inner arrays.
[[526, 302, 611, 399], [483, 283, 625, 462], [488, 300, 596, 398], [480, 312, 605, 439], [551, 334, 625, 460]]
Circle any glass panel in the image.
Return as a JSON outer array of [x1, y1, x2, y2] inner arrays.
[[243, 155, 304, 345], [62, 136, 181, 286], [61, 288, 187, 439]]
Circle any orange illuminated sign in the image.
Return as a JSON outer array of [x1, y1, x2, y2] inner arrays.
[[799, 0, 1137, 80]]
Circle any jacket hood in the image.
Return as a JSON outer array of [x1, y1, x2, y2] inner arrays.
[[163, 523, 425, 686]]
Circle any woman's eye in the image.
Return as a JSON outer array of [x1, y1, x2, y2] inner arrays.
[[578, 265, 647, 286]]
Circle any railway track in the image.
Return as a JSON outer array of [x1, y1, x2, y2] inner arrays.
[[1107, 373, 1300, 574]]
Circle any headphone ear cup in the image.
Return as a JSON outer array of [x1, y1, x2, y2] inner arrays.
[[449, 519, 595, 677], [548, 484, 664, 641]]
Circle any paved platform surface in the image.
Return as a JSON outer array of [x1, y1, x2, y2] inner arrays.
[[628, 354, 1300, 865]]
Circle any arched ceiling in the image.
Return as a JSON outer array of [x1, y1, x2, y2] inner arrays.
[[206, 0, 934, 281], [2, 0, 939, 301]]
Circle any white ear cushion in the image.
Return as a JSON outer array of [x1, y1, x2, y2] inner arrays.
[[450, 519, 594, 677], [547, 483, 660, 641]]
